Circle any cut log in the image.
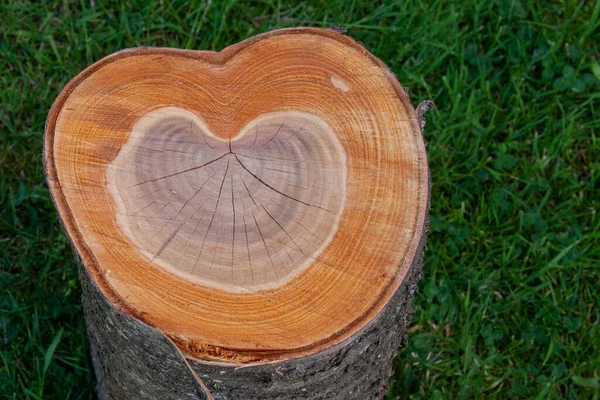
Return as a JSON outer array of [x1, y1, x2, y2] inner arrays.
[[44, 27, 430, 399]]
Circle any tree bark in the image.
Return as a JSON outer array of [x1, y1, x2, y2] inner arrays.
[[44, 27, 431, 399]]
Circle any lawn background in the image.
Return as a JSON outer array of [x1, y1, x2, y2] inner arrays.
[[1, 0, 599, 399]]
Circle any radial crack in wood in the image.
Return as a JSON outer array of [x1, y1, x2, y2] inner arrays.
[[44, 27, 430, 399], [108, 108, 346, 291]]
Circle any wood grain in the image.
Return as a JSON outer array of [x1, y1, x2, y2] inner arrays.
[[107, 108, 346, 291], [45, 27, 429, 364]]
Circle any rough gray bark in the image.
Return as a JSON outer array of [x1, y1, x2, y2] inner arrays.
[[73, 213, 427, 400], [79, 263, 209, 400]]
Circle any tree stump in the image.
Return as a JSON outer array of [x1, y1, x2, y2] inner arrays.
[[44, 28, 430, 400]]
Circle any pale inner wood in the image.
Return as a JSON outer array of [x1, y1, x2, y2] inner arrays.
[[108, 107, 346, 291]]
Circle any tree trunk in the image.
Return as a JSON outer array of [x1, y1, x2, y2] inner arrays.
[[44, 27, 431, 400]]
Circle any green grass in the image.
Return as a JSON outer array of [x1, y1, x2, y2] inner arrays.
[[1, 0, 599, 398]]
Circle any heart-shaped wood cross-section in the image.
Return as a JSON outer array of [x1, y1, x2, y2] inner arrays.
[[108, 107, 346, 291], [45, 28, 428, 363]]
